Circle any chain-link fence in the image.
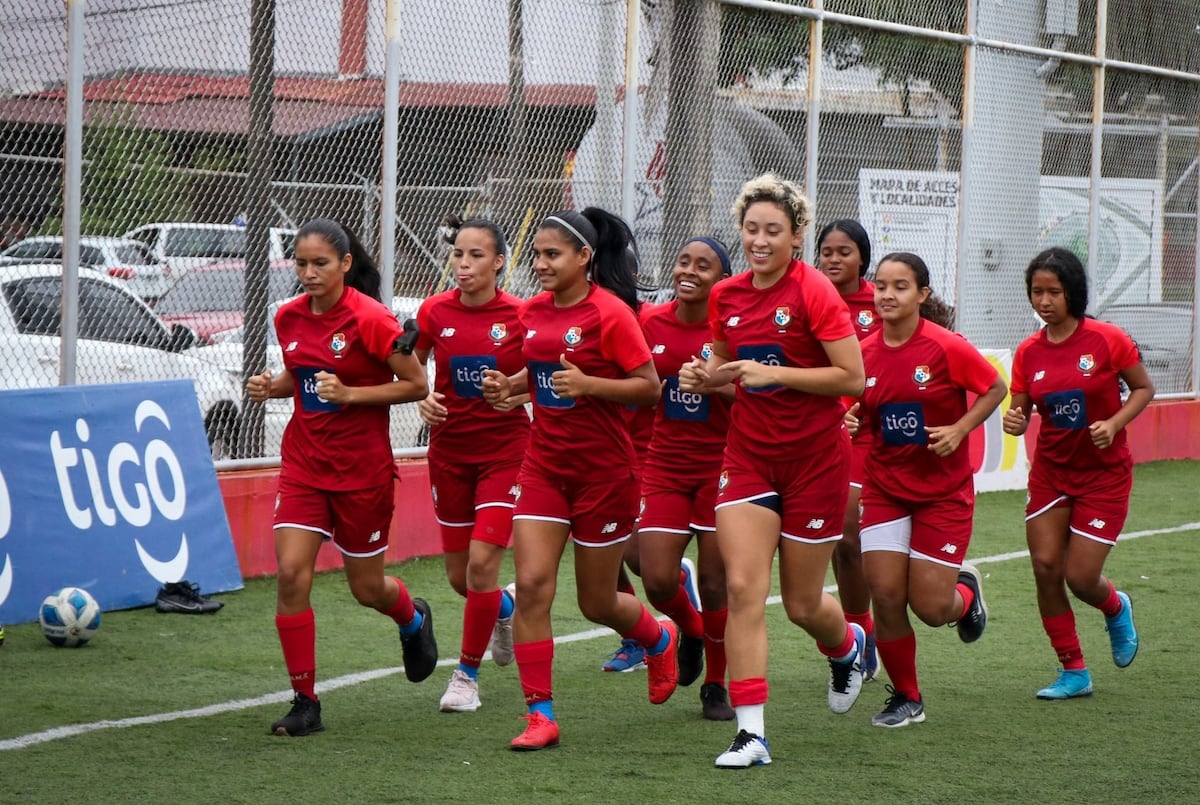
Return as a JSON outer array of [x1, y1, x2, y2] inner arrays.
[[0, 0, 1196, 463]]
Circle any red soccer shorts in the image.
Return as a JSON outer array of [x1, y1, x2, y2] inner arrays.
[[512, 464, 638, 547], [1026, 459, 1132, 545], [273, 474, 394, 558], [427, 455, 521, 550], [859, 482, 974, 567], [639, 466, 719, 534]]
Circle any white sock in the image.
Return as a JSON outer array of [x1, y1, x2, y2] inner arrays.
[[734, 704, 765, 738]]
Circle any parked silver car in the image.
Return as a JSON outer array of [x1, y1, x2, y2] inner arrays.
[[0, 235, 172, 303]]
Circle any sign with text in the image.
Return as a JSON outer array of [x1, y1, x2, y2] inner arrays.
[[0, 381, 243, 623]]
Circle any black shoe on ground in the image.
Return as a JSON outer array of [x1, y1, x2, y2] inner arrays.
[[871, 685, 926, 728], [678, 634, 705, 687], [400, 598, 438, 682], [700, 682, 735, 721], [156, 581, 224, 614], [955, 562, 988, 643], [271, 692, 324, 736]]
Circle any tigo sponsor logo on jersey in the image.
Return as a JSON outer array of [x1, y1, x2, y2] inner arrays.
[[1078, 353, 1095, 373], [330, 332, 347, 354], [563, 326, 583, 346], [489, 323, 506, 341], [913, 365, 931, 385], [774, 306, 792, 328], [440, 327, 456, 337], [856, 309, 875, 328]]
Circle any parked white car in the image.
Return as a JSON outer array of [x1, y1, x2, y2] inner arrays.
[[190, 295, 430, 456], [0, 263, 247, 458], [0, 235, 173, 303], [122, 222, 296, 288]]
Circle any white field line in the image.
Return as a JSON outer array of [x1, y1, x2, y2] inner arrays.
[[3, 520, 1196, 752]]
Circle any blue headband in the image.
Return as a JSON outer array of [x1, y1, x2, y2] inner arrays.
[[685, 236, 732, 276]]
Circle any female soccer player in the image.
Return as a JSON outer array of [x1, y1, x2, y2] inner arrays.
[[481, 207, 677, 751], [816, 218, 879, 679], [247, 218, 436, 737], [855, 252, 1006, 728], [679, 174, 867, 769], [414, 216, 528, 713], [1002, 247, 1153, 700], [638, 236, 736, 720]]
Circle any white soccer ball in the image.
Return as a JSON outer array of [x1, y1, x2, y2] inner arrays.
[[39, 587, 102, 648]]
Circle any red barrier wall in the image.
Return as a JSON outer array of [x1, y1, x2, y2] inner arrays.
[[220, 399, 1200, 578], [218, 460, 442, 578]]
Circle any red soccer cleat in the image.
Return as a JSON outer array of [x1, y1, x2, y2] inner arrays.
[[510, 711, 560, 751], [646, 621, 680, 704]]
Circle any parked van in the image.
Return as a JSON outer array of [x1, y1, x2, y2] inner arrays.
[[122, 222, 296, 286]]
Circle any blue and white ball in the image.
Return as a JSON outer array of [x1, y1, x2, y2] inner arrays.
[[39, 587, 102, 648]]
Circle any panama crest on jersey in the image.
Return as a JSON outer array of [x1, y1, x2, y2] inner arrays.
[[1078, 353, 1095, 373], [563, 326, 583, 347], [700, 342, 714, 360], [489, 322, 507, 341], [330, 331, 347, 354], [913, 364, 932, 385], [774, 306, 792, 328], [856, 309, 875, 328]]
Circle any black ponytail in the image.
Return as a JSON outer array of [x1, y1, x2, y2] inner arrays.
[[296, 217, 382, 301]]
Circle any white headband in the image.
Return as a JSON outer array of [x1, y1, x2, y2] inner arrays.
[[545, 215, 593, 251]]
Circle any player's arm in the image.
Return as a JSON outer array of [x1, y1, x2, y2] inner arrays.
[[926, 375, 1008, 457], [247, 368, 294, 401], [553, 355, 661, 406], [1003, 391, 1032, 436], [724, 335, 865, 397], [1089, 363, 1155, 449], [679, 339, 736, 393], [314, 351, 428, 406]]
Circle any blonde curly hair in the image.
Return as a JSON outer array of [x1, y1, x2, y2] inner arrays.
[[731, 173, 812, 232]]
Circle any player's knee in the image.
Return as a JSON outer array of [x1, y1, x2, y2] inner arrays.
[[577, 591, 618, 624]]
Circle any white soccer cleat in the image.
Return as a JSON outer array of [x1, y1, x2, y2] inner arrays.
[[439, 669, 482, 713], [827, 622, 866, 714], [489, 583, 516, 666]]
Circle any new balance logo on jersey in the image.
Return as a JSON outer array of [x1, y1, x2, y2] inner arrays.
[[508, 485, 521, 499], [1034, 370, 1046, 381], [1088, 518, 1107, 529], [440, 327, 456, 337], [285, 341, 298, 352], [941, 543, 957, 554], [865, 377, 877, 388], [652, 344, 666, 354], [368, 531, 381, 543], [600, 522, 618, 534], [805, 519, 825, 530], [525, 329, 537, 339], [727, 316, 741, 327]]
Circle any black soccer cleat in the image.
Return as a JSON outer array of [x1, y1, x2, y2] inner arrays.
[[400, 598, 438, 682], [156, 581, 224, 614], [955, 563, 988, 643], [677, 633, 705, 687], [271, 692, 325, 737]]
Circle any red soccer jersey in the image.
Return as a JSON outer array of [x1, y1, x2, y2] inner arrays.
[[857, 319, 1000, 500], [1011, 317, 1141, 470], [415, 288, 530, 463], [844, 277, 881, 341], [275, 287, 403, 490], [708, 259, 854, 461], [519, 284, 653, 479], [640, 300, 731, 474]]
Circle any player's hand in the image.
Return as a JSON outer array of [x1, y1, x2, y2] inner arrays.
[[247, 370, 272, 402], [552, 354, 590, 399], [314, 370, 350, 404], [481, 368, 511, 407], [1089, 418, 1119, 449], [844, 402, 861, 436], [418, 391, 448, 425], [678, 356, 710, 393], [925, 423, 969, 457], [724, 359, 777, 389], [493, 392, 531, 412], [1002, 405, 1028, 436]]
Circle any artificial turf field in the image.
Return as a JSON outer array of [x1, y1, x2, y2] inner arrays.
[[3, 460, 1198, 804]]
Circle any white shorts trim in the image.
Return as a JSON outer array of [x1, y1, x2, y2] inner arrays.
[[781, 531, 842, 544], [476, 501, 516, 511], [1025, 495, 1068, 522], [849, 481, 863, 490], [637, 525, 693, 536], [575, 532, 633, 548], [909, 548, 962, 569], [338, 543, 389, 559], [715, 492, 779, 510], [435, 517, 474, 528], [690, 522, 716, 534], [274, 522, 333, 540], [512, 514, 572, 526], [860, 516, 912, 554], [1069, 525, 1114, 545]]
